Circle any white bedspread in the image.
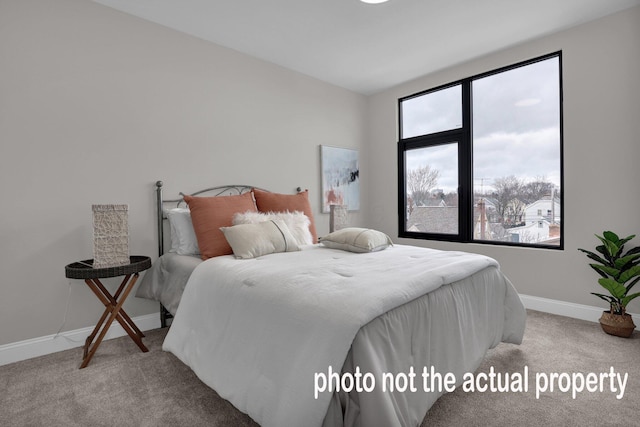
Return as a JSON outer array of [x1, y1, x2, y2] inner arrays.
[[163, 244, 522, 427]]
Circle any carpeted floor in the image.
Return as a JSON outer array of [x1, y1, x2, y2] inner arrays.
[[0, 310, 638, 426]]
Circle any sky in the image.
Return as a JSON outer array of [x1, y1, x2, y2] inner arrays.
[[403, 56, 561, 194]]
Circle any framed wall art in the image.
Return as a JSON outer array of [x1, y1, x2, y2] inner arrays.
[[320, 145, 360, 213]]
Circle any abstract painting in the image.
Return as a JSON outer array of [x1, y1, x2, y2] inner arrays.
[[320, 145, 360, 213]]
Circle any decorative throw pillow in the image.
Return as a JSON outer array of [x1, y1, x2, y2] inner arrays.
[[320, 227, 393, 253], [232, 210, 312, 246], [253, 188, 318, 243], [184, 192, 257, 260], [165, 208, 200, 256], [166, 209, 181, 254], [220, 219, 300, 259]]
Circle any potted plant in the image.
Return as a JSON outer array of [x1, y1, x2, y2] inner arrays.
[[578, 231, 640, 337]]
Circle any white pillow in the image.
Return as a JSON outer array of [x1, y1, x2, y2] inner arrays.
[[220, 219, 300, 259], [165, 208, 200, 256], [320, 228, 393, 253], [233, 210, 312, 246]]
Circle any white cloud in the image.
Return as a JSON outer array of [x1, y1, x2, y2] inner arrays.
[[515, 98, 541, 107], [473, 127, 561, 191]]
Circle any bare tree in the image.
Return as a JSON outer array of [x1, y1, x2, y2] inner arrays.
[[520, 176, 556, 204], [517, 231, 539, 244], [407, 165, 439, 206], [491, 175, 524, 226]]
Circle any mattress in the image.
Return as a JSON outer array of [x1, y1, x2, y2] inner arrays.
[[135, 252, 201, 315]]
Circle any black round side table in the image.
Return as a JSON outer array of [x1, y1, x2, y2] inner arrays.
[[65, 256, 151, 369]]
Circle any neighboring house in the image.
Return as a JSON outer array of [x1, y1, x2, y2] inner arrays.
[[473, 195, 563, 244], [410, 196, 561, 244], [421, 198, 448, 208], [407, 206, 458, 234], [507, 220, 553, 244], [524, 197, 561, 225], [508, 197, 561, 244]]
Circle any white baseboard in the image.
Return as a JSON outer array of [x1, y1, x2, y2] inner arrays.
[[519, 294, 639, 330], [2, 296, 638, 367], [0, 312, 161, 367]]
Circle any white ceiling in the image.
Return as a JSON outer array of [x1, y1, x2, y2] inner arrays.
[[92, 0, 640, 95]]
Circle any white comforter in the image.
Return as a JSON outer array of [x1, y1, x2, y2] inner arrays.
[[163, 244, 525, 427]]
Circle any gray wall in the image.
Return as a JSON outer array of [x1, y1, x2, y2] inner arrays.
[[0, 0, 367, 345], [365, 7, 640, 312], [2, 0, 639, 347]]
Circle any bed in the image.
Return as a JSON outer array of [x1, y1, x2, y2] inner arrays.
[[136, 181, 526, 427]]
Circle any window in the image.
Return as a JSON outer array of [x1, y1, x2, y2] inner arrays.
[[398, 52, 563, 249]]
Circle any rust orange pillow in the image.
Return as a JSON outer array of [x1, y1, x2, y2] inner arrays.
[[184, 192, 257, 260], [253, 188, 317, 243]]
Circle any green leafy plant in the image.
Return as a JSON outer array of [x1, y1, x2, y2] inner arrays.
[[578, 231, 640, 315]]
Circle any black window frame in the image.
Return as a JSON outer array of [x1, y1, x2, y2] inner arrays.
[[397, 51, 564, 250]]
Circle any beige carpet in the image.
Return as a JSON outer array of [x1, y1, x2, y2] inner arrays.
[[1, 310, 638, 426]]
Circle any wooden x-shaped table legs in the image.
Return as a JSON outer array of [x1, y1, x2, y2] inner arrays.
[[80, 273, 148, 369]]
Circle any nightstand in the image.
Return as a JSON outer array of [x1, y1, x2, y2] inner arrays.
[[65, 256, 151, 368]]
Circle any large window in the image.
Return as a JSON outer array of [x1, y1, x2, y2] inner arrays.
[[398, 52, 563, 248]]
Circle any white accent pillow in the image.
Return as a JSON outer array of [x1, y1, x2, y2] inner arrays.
[[220, 219, 300, 259], [232, 210, 313, 246], [166, 208, 200, 256], [320, 228, 393, 253]]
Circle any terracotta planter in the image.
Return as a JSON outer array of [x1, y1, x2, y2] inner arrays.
[[599, 311, 636, 338]]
